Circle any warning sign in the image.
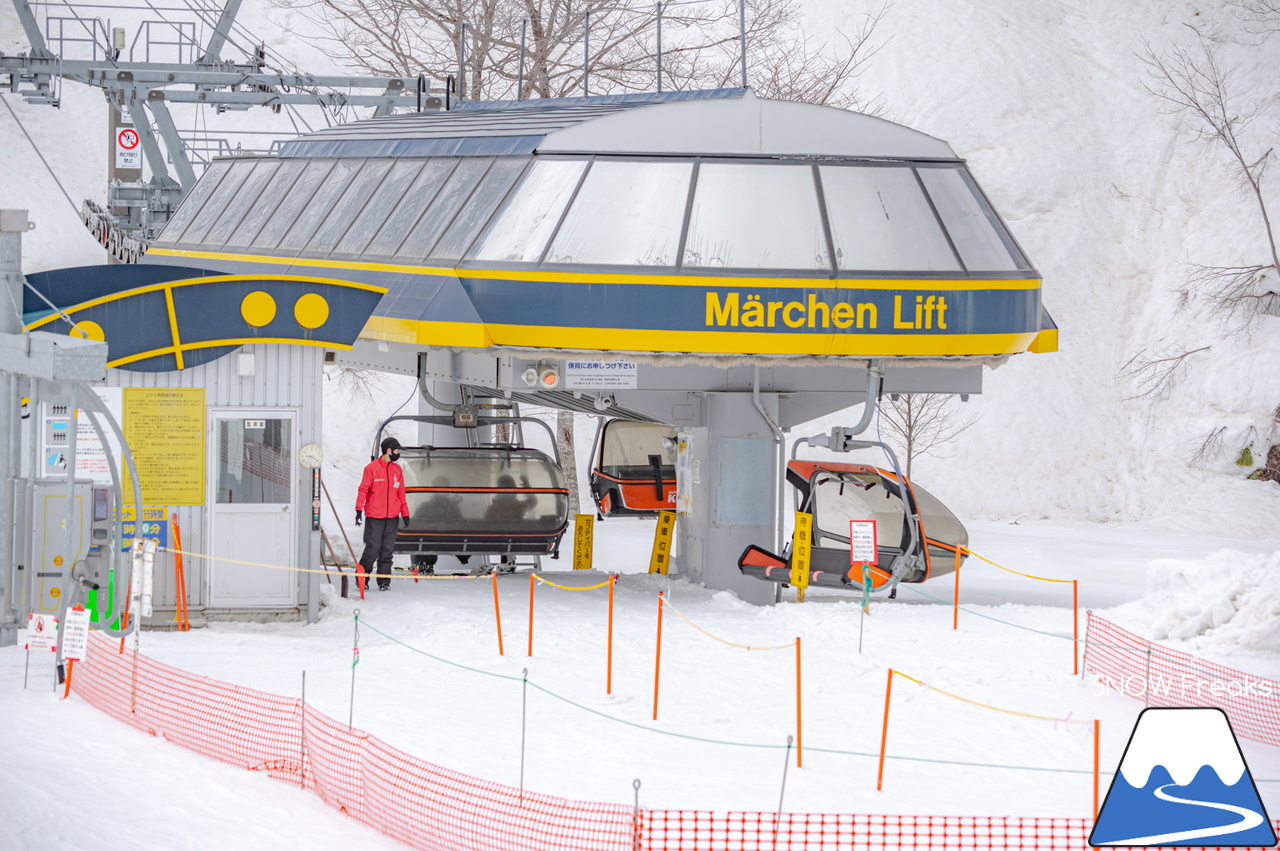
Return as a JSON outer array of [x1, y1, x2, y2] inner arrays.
[[115, 127, 141, 169], [123, 388, 206, 505], [850, 520, 877, 565], [25, 613, 58, 652], [62, 607, 91, 661]]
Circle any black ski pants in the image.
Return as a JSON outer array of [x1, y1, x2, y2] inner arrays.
[[359, 516, 399, 587]]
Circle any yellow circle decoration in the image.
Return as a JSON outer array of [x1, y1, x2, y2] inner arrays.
[[293, 293, 330, 330], [50, 587, 61, 598], [69, 320, 105, 342], [241, 291, 277, 327]]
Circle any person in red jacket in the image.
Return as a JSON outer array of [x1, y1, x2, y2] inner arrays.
[[355, 436, 410, 591]]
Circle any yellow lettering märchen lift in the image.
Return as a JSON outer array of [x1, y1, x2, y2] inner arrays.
[[572, 514, 594, 570], [790, 512, 813, 601], [648, 510, 676, 575]]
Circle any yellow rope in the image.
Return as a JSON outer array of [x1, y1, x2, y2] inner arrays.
[[663, 600, 795, 651], [964, 548, 1075, 584], [155, 546, 482, 580], [893, 670, 1089, 724], [534, 576, 613, 591]]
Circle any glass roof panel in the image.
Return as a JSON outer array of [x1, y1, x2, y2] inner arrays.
[[821, 166, 960, 272], [918, 167, 1024, 272], [276, 158, 363, 253], [225, 159, 307, 248], [306, 159, 395, 254], [364, 159, 458, 258], [200, 159, 281, 248], [683, 163, 829, 270], [430, 158, 527, 260], [176, 159, 255, 246], [251, 159, 336, 251], [468, 159, 588, 263], [395, 158, 492, 261], [153, 159, 231, 245], [545, 160, 691, 266], [333, 160, 426, 256]]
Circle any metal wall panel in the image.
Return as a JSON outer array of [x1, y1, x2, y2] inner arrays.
[[105, 344, 324, 622]]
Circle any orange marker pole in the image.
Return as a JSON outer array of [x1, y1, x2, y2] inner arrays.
[[607, 574, 616, 695], [492, 573, 504, 656], [172, 514, 189, 631], [795, 636, 803, 768], [61, 658, 75, 699], [527, 573, 535, 658], [952, 546, 962, 630], [876, 668, 894, 791], [1072, 580, 1080, 676], [652, 592, 664, 720], [1093, 719, 1100, 819]]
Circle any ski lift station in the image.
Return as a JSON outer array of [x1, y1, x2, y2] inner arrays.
[[7, 86, 1056, 638]]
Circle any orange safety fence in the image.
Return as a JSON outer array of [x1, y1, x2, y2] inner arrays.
[[1083, 613, 1280, 749], [70, 631, 1280, 850]]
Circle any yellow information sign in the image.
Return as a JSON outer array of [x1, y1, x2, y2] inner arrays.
[[123, 388, 206, 506], [790, 512, 813, 602], [573, 514, 594, 570], [648, 510, 676, 575]]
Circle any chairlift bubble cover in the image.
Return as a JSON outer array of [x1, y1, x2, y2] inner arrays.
[[738, 460, 968, 591], [396, 447, 569, 556], [589, 420, 677, 517]]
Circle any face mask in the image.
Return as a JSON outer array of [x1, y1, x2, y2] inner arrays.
[[389, 450, 401, 462]]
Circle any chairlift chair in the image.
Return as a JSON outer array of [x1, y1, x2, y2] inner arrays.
[[738, 458, 968, 593], [588, 419, 677, 517]]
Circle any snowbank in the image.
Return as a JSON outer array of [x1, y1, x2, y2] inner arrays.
[[1110, 550, 1280, 654]]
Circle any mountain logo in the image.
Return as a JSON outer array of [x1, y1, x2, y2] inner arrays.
[[1090, 707, 1276, 847]]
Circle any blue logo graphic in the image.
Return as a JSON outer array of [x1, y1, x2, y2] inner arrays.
[[1091, 708, 1276, 847]]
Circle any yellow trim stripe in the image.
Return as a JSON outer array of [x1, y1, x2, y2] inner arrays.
[[107, 337, 353, 369], [163, 286, 185, 370], [1028, 327, 1059, 353], [146, 247, 1041, 292], [361, 317, 1039, 357], [24, 273, 388, 331]]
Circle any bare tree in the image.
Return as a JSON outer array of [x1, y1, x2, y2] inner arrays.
[[272, 0, 888, 111], [1119, 344, 1211, 400], [555, 409, 580, 517], [1140, 31, 1280, 331], [876, 394, 977, 480], [1188, 425, 1228, 468]]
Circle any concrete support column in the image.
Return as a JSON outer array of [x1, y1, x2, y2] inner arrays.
[[678, 391, 781, 606]]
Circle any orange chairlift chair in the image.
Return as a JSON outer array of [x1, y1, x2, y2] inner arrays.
[[588, 419, 677, 518], [738, 430, 968, 595], [372, 415, 570, 573]]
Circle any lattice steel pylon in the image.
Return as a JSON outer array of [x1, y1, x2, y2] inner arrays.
[[1, 0, 440, 262]]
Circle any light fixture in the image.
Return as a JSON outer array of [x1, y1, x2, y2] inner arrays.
[[521, 367, 538, 387], [538, 364, 560, 389]]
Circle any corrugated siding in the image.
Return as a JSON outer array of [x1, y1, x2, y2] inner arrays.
[[105, 344, 324, 620]]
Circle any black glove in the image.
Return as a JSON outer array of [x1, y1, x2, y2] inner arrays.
[[355, 510, 362, 526], [402, 515, 411, 528]]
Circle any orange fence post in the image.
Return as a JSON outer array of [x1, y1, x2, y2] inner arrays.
[[1073, 580, 1080, 676], [491, 573, 504, 656], [652, 592, 664, 720], [1093, 719, 1100, 819], [607, 574, 616, 695], [61, 658, 74, 699], [795, 636, 803, 768], [952, 545, 962, 630], [527, 573, 535, 658], [172, 513, 189, 631], [877, 667, 894, 791]]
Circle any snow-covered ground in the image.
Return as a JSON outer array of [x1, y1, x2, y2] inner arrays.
[[4, 520, 1279, 848]]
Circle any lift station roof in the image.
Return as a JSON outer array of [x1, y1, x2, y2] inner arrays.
[[27, 89, 1055, 371]]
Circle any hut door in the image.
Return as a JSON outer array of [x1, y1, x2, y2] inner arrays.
[[207, 410, 297, 607]]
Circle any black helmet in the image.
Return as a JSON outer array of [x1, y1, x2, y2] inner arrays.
[[380, 436, 402, 454]]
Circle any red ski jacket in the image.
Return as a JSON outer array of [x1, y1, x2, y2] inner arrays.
[[355, 458, 409, 519]]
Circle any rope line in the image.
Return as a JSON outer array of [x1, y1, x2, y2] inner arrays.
[[894, 671, 1091, 725], [534, 576, 614, 591], [155, 546, 482, 580], [358, 618, 1118, 777], [965, 547, 1074, 584], [662, 600, 795, 651]]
